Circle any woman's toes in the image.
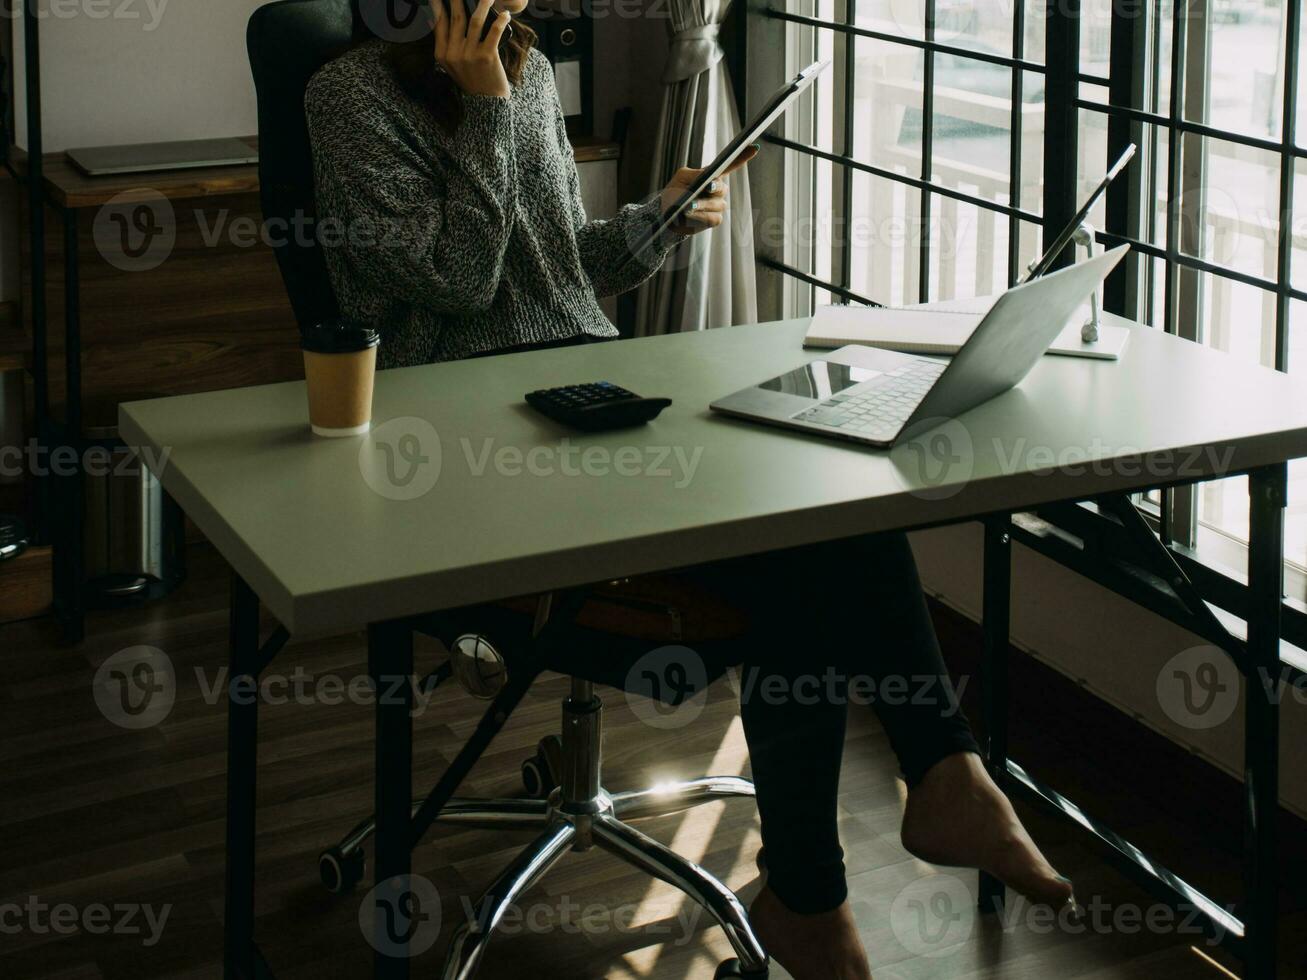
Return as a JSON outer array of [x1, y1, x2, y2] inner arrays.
[[982, 832, 1075, 908], [901, 752, 1074, 910]]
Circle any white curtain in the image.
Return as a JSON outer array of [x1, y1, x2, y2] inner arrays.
[[634, 0, 758, 336]]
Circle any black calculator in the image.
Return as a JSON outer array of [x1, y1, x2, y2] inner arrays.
[[525, 382, 672, 431]]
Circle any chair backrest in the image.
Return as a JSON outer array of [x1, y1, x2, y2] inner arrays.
[[247, 0, 359, 327]]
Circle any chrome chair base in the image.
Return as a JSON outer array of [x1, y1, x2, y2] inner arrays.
[[320, 680, 768, 978], [442, 780, 765, 980]]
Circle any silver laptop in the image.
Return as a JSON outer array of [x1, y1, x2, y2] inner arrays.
[[711, 245, 1128, 448], [66, 138, 258, 177]]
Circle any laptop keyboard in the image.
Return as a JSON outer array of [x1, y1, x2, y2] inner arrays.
[[791, 359, 946, 440]]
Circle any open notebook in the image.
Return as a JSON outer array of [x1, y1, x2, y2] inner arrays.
[[804, 294, 1131, 360]]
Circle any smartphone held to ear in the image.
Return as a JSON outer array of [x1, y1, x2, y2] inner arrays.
[[420, 0, 513, 42]]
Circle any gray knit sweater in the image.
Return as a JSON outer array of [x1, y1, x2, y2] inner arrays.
[[306, 40, 674, 368]]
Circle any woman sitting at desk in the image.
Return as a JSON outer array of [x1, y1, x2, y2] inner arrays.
[[306, 3, 1075, 976]]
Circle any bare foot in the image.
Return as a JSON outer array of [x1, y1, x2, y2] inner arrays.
[[749, 885, 873, 980], [900, 752, 1075, 911]]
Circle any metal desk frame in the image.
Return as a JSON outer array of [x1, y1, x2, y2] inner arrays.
[[215, 469, 1289, 979]]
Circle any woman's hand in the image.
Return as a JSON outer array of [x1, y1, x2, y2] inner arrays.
[[661, 145, 759, 236], [433, 0, 513, 99]]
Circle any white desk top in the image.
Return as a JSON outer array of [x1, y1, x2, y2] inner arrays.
[[121, 316, 1307, 635]]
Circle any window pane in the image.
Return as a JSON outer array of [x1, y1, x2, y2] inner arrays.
[[1298, 10, 1307, 146], [860, 0, 1026, 50], [928, 0, 1012, 56], [786, 4, 838, 153], [1290, 157, 1307, 291], [1013, 70, 1044, 212], [859, 0, 924, 41], [930, 56, 1014, 204], [1156, 0, 1176, 119], [779, 147, 837, 297], [928, 197, 1010, 301], [1185, 0, 1287, 142], [1079, 0, 1113, 79], [1192, 273, 1278, 554], [1022, 0, 1045, 65], [850, 170, 923, 305], [1192, 270, 1276, 364], [1142, 124, 1172, 252], [852, 37, 926, 169], [1077, 107, 1111, 229], [1178, 135, 1280, 286], [1197, 474, 1251, 564]]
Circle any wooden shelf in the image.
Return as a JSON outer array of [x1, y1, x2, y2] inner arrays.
[[9, 135, 621, 209], [571, 136, 622, 163], [9, 138, 262, 209]]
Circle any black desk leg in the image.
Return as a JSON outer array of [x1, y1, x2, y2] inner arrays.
[[979, 515, 1012, 914], [369, 621, 414, 980], [225, 574, 261, 979], [1244, 465, 1284, 980], [59, 206, 85, 644]]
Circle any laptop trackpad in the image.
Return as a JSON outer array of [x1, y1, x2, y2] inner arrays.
[[759, 360, 884, 402]]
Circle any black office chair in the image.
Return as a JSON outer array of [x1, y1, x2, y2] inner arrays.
[[247, 4, 768, 977]]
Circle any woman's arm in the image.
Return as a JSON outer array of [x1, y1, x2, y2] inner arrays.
[[306, 71, 516, 314], [556, 106, 677, 299], [556, 95, 756, 299]]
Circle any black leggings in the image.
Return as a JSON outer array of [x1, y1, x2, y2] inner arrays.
[[684, 533, 979, 915], [482, 334, 979, 915]]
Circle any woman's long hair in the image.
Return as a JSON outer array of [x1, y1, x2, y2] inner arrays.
[[381, 7, 536, 135]]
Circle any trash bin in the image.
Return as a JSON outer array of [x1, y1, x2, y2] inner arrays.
[[82, 425, 181, 598]]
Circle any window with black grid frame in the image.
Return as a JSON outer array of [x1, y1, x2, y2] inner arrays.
[[752, 0, 1306, 634]]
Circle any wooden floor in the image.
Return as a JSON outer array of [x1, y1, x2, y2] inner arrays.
[[1, 545, 1303, 979]]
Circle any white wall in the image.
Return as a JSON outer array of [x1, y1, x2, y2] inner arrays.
[[13, 1, 269, 151], [910, 523, 1307, 820], [10, 1, 668, 165]]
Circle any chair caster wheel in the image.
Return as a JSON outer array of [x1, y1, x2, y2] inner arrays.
[[319, 846, 365, 895], [521, 757, 547, 799], [521, 735, 563, 799], [715, 959, 768, 979]]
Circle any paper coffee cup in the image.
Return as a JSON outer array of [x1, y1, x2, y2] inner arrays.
[[301, 323, 381, 437]]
